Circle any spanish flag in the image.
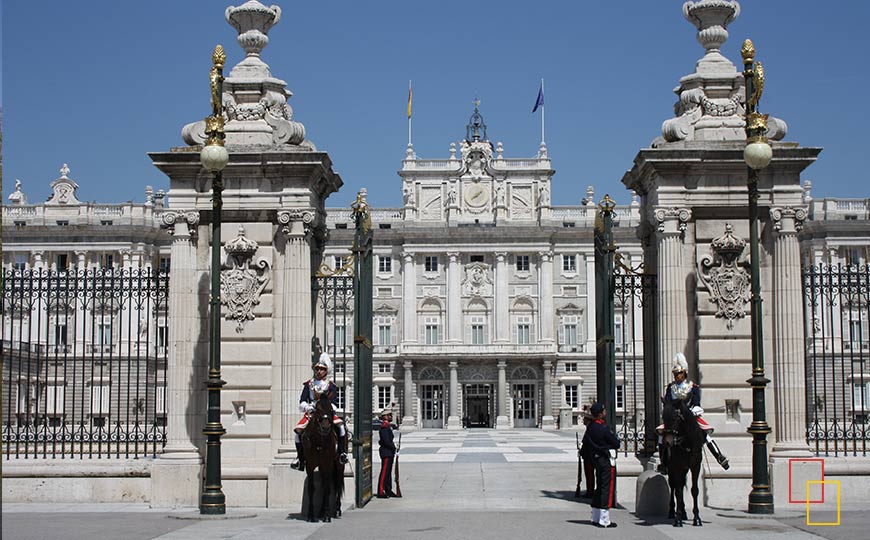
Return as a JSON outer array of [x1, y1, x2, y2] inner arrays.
[[407, 80, 413, 119]]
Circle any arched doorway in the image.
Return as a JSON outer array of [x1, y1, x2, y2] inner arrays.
[[511, 365, 538, 428]]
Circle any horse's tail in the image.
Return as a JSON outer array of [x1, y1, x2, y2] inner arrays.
[[333, 462, 345, 505]]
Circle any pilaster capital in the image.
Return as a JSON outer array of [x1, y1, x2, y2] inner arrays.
[[538, 250, 555, 263], [32, 250, 45, 262], [494, 251, 508, 263], [276, 208, 316, 237], [160, 210, 200, 237], [497, 360, 507, 369], [403, 360, 413, 370], [543, 360, 553, 369], [74, 250, 88, 259], [449, 360, 459, 369], [446, 251, 460, 263], [651, 206, 692, 235], [401, 251, 415, 263], [770, 206, 808, 235]]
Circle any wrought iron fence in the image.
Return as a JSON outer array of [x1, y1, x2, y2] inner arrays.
[[803, 263, 869, 456], [612, 266, 657, 456], [1, 268, 169, 459], [312, 269, 355, 419]]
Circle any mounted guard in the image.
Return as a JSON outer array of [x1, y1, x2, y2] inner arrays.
[[292, 352, 348, 471], [657, 353, 729, 472]]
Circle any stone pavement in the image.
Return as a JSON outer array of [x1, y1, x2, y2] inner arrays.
[[3, 429, 867, 539]]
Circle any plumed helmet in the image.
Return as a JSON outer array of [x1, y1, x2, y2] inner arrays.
[[380, 408, 393, 418], [672, 352, 688, 374], [314, 352, 332, 375]]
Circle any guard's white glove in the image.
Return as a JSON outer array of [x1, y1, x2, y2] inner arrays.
[[306, 404, 316, 414], [300, 402, 315, 414], [690, 405, 704, 417]]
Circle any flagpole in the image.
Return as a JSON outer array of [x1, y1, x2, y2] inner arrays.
[[408, 80, 413, 147], [541, 78, 545, 145]]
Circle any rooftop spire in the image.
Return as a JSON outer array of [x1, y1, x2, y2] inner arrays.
[[465, 97, 488, 142]]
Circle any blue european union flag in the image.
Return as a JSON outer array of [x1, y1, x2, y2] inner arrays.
[[532, 83, 544, 113]]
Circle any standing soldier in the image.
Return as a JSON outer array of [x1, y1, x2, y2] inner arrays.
[[376, 408, 397, 498], [291, 352, 348, 471], [657, 353, 729, 472], [582, 402, 620, 528]]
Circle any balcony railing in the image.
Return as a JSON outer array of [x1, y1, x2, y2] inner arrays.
[[401, 342, 555, 356]]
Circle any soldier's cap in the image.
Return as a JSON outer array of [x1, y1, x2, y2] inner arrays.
[[590, 402, 605, 416]]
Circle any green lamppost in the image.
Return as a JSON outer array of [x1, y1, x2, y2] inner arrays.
[[199, 44, 230, 515], [741, 38, 774, 515]]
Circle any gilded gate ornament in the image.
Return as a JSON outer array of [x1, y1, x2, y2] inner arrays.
[[698, 223, 750, 330], [220, 226, 271, 332]]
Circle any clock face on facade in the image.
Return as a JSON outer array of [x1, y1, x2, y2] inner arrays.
[[464, 184, 490, 208]]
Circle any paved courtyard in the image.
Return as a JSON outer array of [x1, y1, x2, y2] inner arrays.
[[2, 430, 866, 539]]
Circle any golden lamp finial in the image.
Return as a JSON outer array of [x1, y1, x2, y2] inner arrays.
[[212, 45, 226, 70], [741, 39, 755, 65]]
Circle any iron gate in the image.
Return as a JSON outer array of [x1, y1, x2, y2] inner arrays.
[[1, 267, 168, 459], [803, 263, 869, 456], [595, 197, 658, 455]]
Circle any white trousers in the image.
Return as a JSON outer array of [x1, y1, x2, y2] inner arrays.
[[591, 508, 611, 526]]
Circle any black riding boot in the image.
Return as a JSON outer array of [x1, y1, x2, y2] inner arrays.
[[706, 439, 730, 470], [338, 434, 349, 464], [292, 442, 306, 471], [657, 444, 669, 474]]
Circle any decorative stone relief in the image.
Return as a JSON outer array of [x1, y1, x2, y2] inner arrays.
[[462, 262, 493, 297], [658, 0, 787, 144], [461, 365, 496, 382], [46, 164, 82, 205], [220, 226, 271, 332], [698, 223, 750, 329], [181, 1, 306, 147]]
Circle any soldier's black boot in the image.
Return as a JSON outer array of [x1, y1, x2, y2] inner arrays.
[[338, 434, 349, 464], [657, 444, 669, 474], [706, 440, 730, 470], [292, 442, 306, 471]]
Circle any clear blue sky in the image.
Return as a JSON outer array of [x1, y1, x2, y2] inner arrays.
[[2, 1, 869, 209]]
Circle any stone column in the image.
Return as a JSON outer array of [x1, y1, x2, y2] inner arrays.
[[653, 207, 691, 389], [584, 251, 596, 353], [274, 210, 316, 451], [541, 360, 555, 429], [402, 360, 415, 428], [120, 249, 133, 350], [401, 251, 417, 344], [496, 360, 510, 429], [151, 211, 202, 507], [74, 251, 88, 353], [539, 250, 555, 343], [447, 252, 462, 343], [494, 252, 509, 342], [31, 251, 46, 346], [447, 361, 461, 429], [770, 207, 812, 456]]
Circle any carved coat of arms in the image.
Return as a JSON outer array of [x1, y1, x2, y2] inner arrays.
[[463, 262, 492, 297], [220, 226, 271, 332], [697, 223, 750, 330]]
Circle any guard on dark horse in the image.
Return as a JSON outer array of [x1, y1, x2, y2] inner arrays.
[[300, 391, 346, 522], [292, 352, 349, 471], [656, 353, 728, 527], [656, 353, 730, 472]]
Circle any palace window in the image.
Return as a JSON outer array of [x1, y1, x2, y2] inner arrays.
[[377, 319, 393, 348], [616, 385, 625, 411], [378, 256, 392, 274], [424, 317, 442, 345], [565, 385, 579, 409], [156, 385, 167, 416], [425, 256, 439, 272], [335, 386, 346, 410], [564, 362, 578, 373], [378, 363, 391, 374], [516, 255, 530, 272], [157, 325, 169, 355], [377, 386, 392, 410], [53, 322, 69, 353], [516, 315, 532, 345], [13, 254, 27, 272], [560, 315, 579, 346], [101, 253, 114, 270], [562, 254, 577, 273], [471, 315, 487, 345], [470, 255, 484, 263], [56, 220, 69, 227], [158, 257, 171, 273], [90, 380, 111, 419], [55, 253, 68, 270]]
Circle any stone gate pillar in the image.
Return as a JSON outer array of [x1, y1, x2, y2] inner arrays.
[[149, 0, 342, 509], [622, 0, 820, 510]]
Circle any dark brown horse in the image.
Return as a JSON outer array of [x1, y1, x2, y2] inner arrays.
[[661, 399, 704, 527], [301, 392, 345, 522]]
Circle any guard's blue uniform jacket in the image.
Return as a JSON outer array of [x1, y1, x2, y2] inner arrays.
[[378, 420, 396, 459], [582, 419, 620, 458]]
